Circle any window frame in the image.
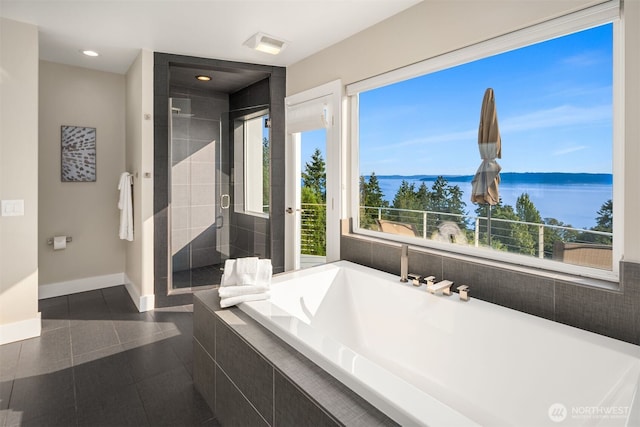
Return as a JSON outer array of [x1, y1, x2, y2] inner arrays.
[[234, 109, 270, 218], [347, 1, 623, 282]]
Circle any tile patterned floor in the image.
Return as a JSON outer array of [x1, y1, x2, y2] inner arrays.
[[0, 286, 220, 427]]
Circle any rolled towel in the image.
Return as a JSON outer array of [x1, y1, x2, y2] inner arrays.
[[220, 292, 270, 308], [219, 285, 270, 299]]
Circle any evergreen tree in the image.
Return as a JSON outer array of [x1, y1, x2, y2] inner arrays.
[[392, 180, 420, 211], [390, 180, 421, 231], [360, 172, 388, 230], [300, 148, 326, 255], [416, 182, 430, 211], [595, 199, 613, 232], [515, 193, 542, 224], [366, 172, 386, 208], [515, 193, 543, 256], [578, 199, 613, 244], [301, 186, 326, 256], [427, 177, 468, 233], [302, 148, 326, 202], [475, 200, 534, 253]]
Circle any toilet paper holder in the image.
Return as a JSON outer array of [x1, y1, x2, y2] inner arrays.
[[47, 236, 72, 245]]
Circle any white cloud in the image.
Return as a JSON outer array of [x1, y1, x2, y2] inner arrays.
[[373, 128, 476, 150], [367, 103, 610, 153], [552, 145, 588, 156], [500, 104, 611, 133], [562, 51, 606, 67]]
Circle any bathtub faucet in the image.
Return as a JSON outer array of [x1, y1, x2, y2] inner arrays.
[[427, 280, 454, 295], [400, 244, 409, 282]]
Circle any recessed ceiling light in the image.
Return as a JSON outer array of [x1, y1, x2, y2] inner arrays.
[[81, 50, 99, 57], [244, 32, 286, 55], [195, 75, 212, 81]]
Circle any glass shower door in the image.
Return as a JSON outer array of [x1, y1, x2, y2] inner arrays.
[[169, 97, 227, 291]]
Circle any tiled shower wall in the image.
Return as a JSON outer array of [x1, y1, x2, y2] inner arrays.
[[169, 90, 229, 273], [341, 220, 640, 345]]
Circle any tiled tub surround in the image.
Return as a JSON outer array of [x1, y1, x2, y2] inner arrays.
[[341, 221, 640, 346], [193, 290, 397, 427], [226, 262, 639, 426]]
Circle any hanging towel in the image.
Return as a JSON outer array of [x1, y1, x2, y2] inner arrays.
[[118, 172, 134, 241]]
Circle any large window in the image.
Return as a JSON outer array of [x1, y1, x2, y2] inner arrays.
[[350, 6, 620, 277]]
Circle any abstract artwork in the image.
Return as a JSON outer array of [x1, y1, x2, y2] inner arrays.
[[61, 125, 96, 182]]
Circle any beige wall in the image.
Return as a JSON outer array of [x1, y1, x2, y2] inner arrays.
[[287, 0, 640, 263], [125, 49, 155, 307], [0, 18, 40, 340], [287, 0, 606, 94], [623, 0, 640, 262], [38, 61, 126, 285]]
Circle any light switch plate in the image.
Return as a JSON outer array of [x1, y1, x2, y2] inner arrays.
[[1, 199, 25, 216]]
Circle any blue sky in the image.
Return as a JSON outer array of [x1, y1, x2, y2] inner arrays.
[[302, 23, 613, 177]]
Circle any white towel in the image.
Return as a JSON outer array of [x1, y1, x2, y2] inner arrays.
[[220, 259, 238, 287], [118, 172, 133, 241], [236, 257, 259, 285], [256, 259, 273, 286], [221, 258, 272, 286], [219, 292, 270, 308], [219, 285, 270, 299]]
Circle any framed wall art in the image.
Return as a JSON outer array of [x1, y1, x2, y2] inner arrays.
[[61, 125, 96, 182]]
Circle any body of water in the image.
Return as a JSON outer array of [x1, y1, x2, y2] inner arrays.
[[376, 177, 612, 229]]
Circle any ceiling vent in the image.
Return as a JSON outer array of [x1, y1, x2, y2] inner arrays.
[[244, 32, 286, 55]]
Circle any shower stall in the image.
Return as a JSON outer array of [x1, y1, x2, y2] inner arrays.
[[156, 57, 285, 298], [169, 95, 229, 289]]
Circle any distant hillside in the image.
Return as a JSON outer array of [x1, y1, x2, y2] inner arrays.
[[371, 173, 612, 185]]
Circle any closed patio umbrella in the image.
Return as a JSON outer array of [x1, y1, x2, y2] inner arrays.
[[471, 88, 501, 246]]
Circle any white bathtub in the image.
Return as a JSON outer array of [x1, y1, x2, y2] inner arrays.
[[238, 261, 640, 426]]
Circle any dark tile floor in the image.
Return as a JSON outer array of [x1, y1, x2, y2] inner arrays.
[[0, 286, 220, 427]]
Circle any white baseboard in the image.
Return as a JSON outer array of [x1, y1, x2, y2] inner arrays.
[[0, 313, 41, 345], [124, 274, 155, 312], [39, 273, 126, 300]]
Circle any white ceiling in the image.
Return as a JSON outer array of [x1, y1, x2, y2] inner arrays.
[[0, 0, 421, 75]]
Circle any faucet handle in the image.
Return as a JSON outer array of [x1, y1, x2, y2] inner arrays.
[[422, 275, 436, 286], [457, 285, 470, 301], [407, 273, 421, 286]]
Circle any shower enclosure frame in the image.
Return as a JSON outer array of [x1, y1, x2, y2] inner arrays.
[[153, 52, 286, 307]]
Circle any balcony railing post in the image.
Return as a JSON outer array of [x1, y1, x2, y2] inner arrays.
[[422, 212, 427, 239], [538, 224, 544, 259], [474, 218, 480, 247]]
